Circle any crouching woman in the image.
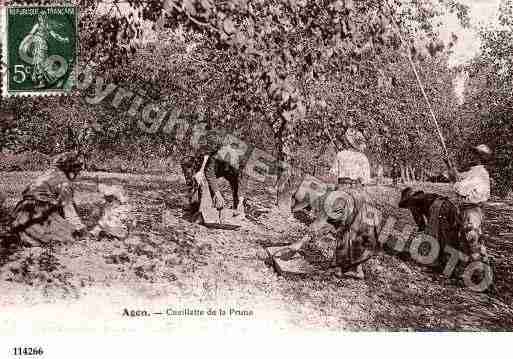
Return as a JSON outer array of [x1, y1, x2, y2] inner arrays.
[[10, 151, 88, 247]]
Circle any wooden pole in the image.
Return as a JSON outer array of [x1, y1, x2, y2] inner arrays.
[[385, 1, 453, 170]]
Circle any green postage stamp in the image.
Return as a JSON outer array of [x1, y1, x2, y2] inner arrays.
[[1, 4, 78, 97]]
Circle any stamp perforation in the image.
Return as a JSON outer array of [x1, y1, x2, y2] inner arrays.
[[1, 0, 77, 97]]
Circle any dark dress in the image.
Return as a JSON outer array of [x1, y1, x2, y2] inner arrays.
[[10, 169, 85, 246], [180, 130, 226, 211]]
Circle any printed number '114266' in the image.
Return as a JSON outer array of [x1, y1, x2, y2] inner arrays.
[[13, 347, 44, 356]]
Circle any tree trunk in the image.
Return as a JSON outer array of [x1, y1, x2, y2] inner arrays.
[[275, 139, 292, 212], [407, 166, 414, 183], [274, 118, 295, 214], [400, 164, 407, 183]]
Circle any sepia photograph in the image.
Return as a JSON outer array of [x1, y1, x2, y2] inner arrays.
[[0, 0, 512, 355]]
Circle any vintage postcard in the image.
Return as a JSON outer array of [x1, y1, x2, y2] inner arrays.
[[0, 0, 510, 357]]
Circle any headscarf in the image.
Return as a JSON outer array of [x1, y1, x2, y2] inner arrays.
[[52, 151, 84, 175], [471, 144, 492, 163], [345, 128, 367, 152]]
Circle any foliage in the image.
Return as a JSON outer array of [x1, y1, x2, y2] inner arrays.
[[461, 0, 513, 197], [0, 0, 473, 196]]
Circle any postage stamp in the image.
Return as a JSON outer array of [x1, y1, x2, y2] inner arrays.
[[1, 4, 77, 97]]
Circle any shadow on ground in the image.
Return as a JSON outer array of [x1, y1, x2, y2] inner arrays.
[[1, 172, 513, 331]]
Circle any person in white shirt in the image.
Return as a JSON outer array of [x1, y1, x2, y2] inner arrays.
[[329, 128, 371, 187], [278, 128, 375, 281], [327, 128, 371, 279], [448, 144, 492, 262]]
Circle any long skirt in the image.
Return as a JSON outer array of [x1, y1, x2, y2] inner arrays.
[[302, 218, 372, 271], [180, 155, 204, 211], [11, 198, 75, 247], [17, 212, 75, 247], [304, 185, 378, 270]]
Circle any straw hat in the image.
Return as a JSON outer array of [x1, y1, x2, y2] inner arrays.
[[471, 144, 492, 161], [345, 128, 366, 152]]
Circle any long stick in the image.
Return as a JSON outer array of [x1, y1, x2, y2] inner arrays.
[[385, 2, 453, 170], [323, 125, 339, 152]]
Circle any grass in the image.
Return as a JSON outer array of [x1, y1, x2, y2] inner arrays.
[[1, 170, 513, 331]]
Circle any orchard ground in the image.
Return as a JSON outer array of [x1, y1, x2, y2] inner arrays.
[[1, 168, 513, 333]]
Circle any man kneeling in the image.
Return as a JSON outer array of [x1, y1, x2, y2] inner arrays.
[[398, 187, 461, 263]]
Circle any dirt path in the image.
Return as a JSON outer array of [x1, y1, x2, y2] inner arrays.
[[1, 172, 513, 332]]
